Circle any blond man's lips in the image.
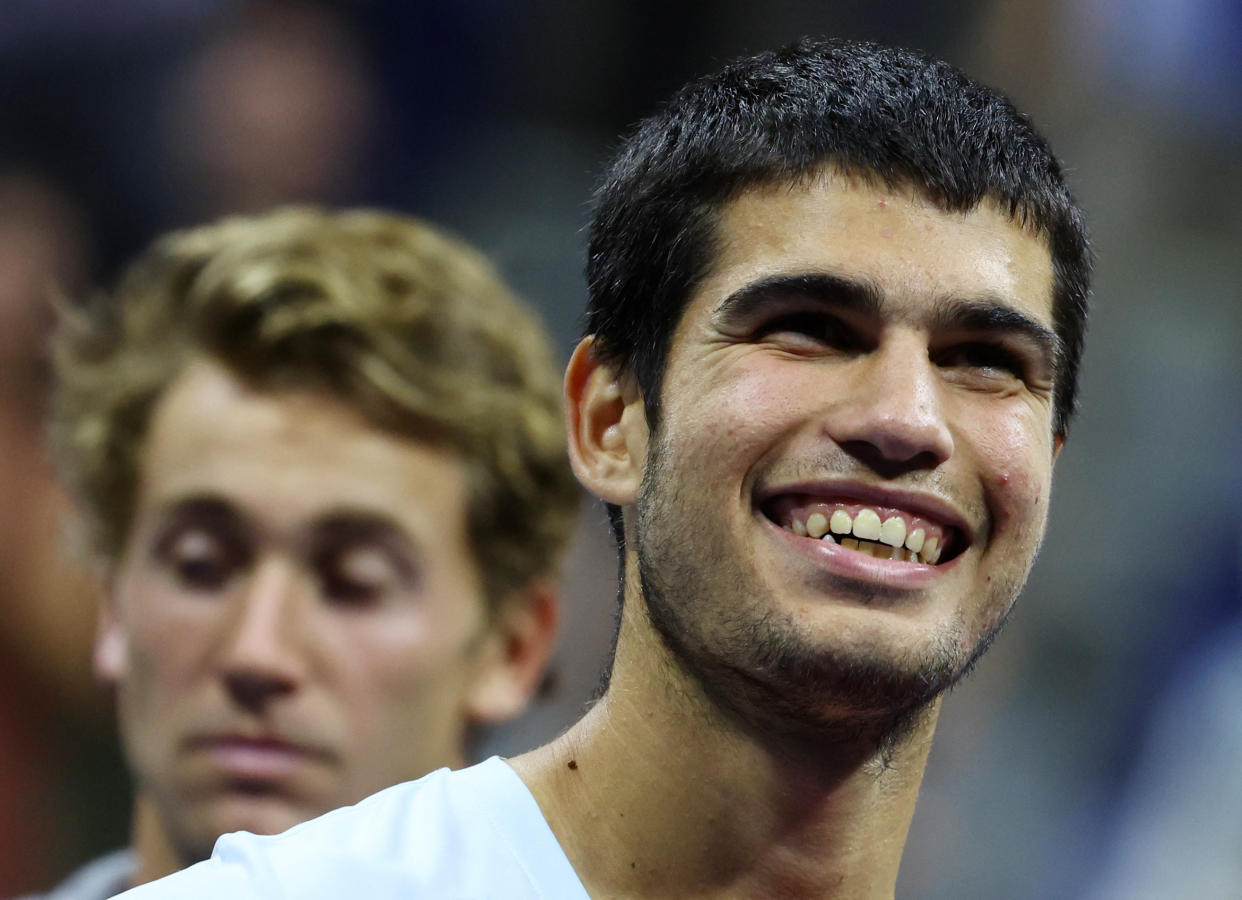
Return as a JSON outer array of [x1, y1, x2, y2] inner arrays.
[[186, 733, 333, 783]]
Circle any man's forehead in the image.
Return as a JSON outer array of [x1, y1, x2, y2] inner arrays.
[[693, 171, 1056, 329], [134, 357, 468, 535], [148, 358, 446, 463]]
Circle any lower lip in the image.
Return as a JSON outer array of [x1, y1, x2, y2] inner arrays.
[[762, 515, 960, 590], [197, 740, 316, 781]]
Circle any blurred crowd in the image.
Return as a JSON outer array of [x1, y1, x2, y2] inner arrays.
[[0, 0, 1237, 896]]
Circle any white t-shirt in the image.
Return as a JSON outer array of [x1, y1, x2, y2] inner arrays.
[[112, 757, 590, 899]]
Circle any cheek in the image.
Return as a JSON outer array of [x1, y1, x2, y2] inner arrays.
[[323, 606, 479, 717], [118, 578, 215, 693], [970, 406, 1055, 531], [323, 613, 481, 780], [662, 363, 807, 463], [110, 583, 219, 762]]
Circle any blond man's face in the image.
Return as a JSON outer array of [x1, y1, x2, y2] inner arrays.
[[100, 357, 505, 862]]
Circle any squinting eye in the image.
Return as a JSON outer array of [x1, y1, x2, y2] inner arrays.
[[939, 342, 1025, 378], [756, 311, 858, 350]]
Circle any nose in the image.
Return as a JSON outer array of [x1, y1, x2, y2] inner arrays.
[[826, 335, 954, 475], [218, 559, 309, 712]]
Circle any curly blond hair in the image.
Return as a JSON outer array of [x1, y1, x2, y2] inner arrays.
[[51, 207, 579, 604]]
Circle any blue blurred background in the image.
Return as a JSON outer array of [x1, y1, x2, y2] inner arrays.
[[1, 1, 1238, 896]]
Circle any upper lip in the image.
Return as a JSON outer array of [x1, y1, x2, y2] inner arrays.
[[754, 479, 976, 546]]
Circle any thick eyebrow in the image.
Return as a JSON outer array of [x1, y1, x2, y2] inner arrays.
[[155, 494, 247, 533], [930, 297, 1062, 372], [312, 509, 413, 544], [712, 272, 883, 327], [712, 272, 1061, 370]]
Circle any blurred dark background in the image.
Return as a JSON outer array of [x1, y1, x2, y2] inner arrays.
[[1, 1, 1238, 896]]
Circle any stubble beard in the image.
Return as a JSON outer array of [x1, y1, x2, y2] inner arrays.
[[634, 434, 1018, 749]]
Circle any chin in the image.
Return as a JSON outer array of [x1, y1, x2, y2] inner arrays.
[[204, 792, 324, 839], [724, 600, 999, 735]]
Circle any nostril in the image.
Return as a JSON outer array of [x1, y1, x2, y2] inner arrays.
[[837, 439, 945, 478], [225, 670, 295, 711]]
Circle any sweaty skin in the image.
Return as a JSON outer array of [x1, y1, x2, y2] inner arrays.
[[515, 170, 1060, 899]]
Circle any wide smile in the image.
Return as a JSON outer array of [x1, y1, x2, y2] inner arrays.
[[759, 490, 970, 569]]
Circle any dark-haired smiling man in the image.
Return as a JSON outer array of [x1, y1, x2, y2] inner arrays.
[[123, 37, 1090, 899]]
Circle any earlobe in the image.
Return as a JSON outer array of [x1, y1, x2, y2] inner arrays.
[[563, 336, 647, 507], [93, 582, 128, 683], [1052, 432, 1065, 463], [464, 579, 560, 725]]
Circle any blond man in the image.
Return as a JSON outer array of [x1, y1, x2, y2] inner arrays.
[[31, 207, 579, 898]]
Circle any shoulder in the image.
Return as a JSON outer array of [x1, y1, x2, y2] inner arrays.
[[112, 758, 588, 899]]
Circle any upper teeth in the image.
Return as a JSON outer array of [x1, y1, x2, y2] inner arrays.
[[786, 506, 945, 564], [853, 509, 882, 541], [879, 516, 906, 547]]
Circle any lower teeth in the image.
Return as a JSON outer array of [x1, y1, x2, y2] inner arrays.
[[833, 534, 923, 562], [784, 521, 937, 563]]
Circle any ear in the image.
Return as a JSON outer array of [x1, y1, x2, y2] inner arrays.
[[93, 571, 128, 684], [1052, 431, 1065, 463], [463, 577, 561, 725], [564, 336, 648, 507]]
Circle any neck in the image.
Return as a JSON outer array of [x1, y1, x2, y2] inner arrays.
[[129, 794, 186, 887], [513, 592, 939, 900]]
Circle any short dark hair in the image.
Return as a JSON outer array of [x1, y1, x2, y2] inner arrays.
[[585, 38, 1091, 440]]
